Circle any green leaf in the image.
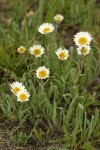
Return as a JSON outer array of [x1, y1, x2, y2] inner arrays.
[[71, 108, 80, 147], [66, 94, 78, 126], [49, 137, 69, 143], [31, 0, 45, 28], [81, 141, 96, 150], [46, 0, 59, 22], [39, 0, 45, 22]]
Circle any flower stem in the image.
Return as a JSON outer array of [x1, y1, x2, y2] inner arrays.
[[47, 34, 50, 53], [80, 55, 85, 74]]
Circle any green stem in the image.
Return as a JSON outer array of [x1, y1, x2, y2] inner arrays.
[[55, 23, 59, 42], [80, 55, 84, 74], [55, 23, 59, 35], [61, 61, 65, 77], [47, 34, 50, 56], [39, 80, 44, 91]]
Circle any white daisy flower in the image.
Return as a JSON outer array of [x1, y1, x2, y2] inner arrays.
[[54, 14, 64, 23], [77, 45, 91, 55], [74, 32, 92, 46], [17, 90, 30, 102], [38, 23, 55, 34], [10, 82, 25, 95], [36, 66, 50, 79], [55, 48, 69, 60], [29, 44, 44, 57], [17, 46, 26, 54]]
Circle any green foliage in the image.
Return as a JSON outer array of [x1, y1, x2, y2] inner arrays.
[[81, 141, 96, 150], [0, 0, 100, 149], [10, 130, 32, 146]]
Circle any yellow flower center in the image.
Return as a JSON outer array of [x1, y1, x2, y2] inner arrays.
[[33, 49, 41, 55], [55, 17, 61, 21], [19, 93, 27, 101], [39, 70, 47, 78], [59, 52, 66, 59], [13, 87, 20, 93], [78, 37, 88, 45], [43, 27, 50, 33], [18, 47, 25, 54], [80, 48, 88, 55]]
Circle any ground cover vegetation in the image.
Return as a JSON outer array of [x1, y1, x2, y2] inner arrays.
[[0, 0, 100, 149]]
